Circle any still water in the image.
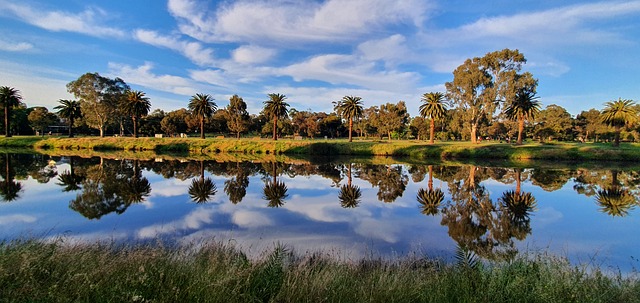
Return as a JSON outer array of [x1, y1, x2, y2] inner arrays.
[[1, 153, 638, 271]]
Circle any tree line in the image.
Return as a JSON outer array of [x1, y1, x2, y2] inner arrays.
[[0, 49, 637, 146]]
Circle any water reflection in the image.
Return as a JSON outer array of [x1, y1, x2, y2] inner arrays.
[[0, 153, 23, 201], [69, 158, 151, 219], [338, 162, 361, 208], [262, 161, 288, 208], [1, 154, 639, 270], [189, 160, 217, 204]]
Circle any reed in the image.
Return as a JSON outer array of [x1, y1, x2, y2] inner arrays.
[[0, 239, 638, 303]]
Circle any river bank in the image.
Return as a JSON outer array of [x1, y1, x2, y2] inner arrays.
[[2, 136, 640, 162], [1, 239, 637, 303]]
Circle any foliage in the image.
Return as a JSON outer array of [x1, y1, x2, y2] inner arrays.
[[188, 93, 217, 139], [225, 95, 250, 139], [420, 92, 448, 143], [122, 90, 151, 138], [334, 95, 364, 142], [54, 99, 82, 137], [0, 86, 24, 137], [504, 89, 541, 144], [263, 93, 290, 140], [66, 73, 129, 137], [600, 98, 637, 147], [27, 107, 58, 136]]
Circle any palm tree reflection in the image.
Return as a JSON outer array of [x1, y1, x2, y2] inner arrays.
[[56, 157, 84, 192], [339, 162, 361, 208], [189, 160, 217, 204], [417, 165, 444, 216], [0, 153, 22, 202], [224, 161, 249, 204], [263, 161, 288, 207], [595, 170, 637, 217]]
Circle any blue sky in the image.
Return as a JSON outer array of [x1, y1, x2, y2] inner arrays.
[[0, 0, 639, 117]]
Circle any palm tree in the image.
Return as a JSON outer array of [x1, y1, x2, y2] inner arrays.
[[600, 98, 637, 147], [54, 99, 82, 138], [335, 96, 363, 142], [419, 92, 447, 144], [188, 93, 217, 139], [263, 93, 289, 140], [122, 90, 151, 138], [189, 160, 217, 203], [504, 90, 541, 145], [338, 163, 361, 208], [0, 86, 23, 137], [263, 161, 288, 207], [416, 165, 444, 215]]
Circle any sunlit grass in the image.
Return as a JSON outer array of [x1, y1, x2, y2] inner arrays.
[[3, 136, 640, 161], [0, 239, 638, 303]]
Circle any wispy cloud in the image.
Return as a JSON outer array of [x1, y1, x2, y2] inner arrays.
[[167, 0, 431, 44], [0, 1, 125, 38], [432, 1, 640, 48], [134, 29, 216, 66], [0, 39, 33, 52], [107, 62, 202, 96]]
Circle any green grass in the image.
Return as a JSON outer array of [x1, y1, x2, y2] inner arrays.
[[3, 136, 640, 162], [0, 239, 638, 303]]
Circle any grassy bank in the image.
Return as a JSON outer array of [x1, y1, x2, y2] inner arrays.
[[1, 239, 637, 303], [2, 136, 640, 161]]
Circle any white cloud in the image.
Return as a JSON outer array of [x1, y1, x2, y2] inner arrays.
[[231, 210, 274, 228], [107, 62, 201, 96], [0, 40, 33, 52], [279, 54, 418, 91], [137, 207, 216, 239], [0, 214, 37, 225], [167, 0, 430, 43], [232, 45, 277, 64], [134, 29, 216, 66], [0, 1, 125, 38], [433, 1, 640, 48]]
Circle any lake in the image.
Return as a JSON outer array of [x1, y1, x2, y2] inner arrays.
[[1, 153, 638, 272]]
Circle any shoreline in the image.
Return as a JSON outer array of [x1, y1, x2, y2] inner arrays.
[[2, 136, 640, 162]]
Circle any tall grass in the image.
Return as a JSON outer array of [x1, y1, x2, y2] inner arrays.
[[0, 239, 638, 303]]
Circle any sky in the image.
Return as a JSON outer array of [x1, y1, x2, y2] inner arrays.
[[0, 0, 639, 117]]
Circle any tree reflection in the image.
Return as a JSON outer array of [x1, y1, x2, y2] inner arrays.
[[357, 164, 407, 203], [189, 160, 217, 204], [338, 162, 361, 208], [224, 161, 249, 204], [594, 170, 637, 217], [417, 165, 444, 216], [0, 153, 22, 202], [497, 168, 536, 241], [263, 161, 288, 208], [56, 157, 85, 192], [69, 158, 151, 219], [440, 165, 535, 261], [120, 160, 151, 204]]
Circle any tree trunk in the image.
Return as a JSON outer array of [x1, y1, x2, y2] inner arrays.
[[236, 131, 240, 139], [68, 117, 74, 138], [99, 125, 104, 138], [200, 117, 205, 139], [348, 118, 353, 142], [133, 116, 138, 138], [470, 123, 478, 144], [515, 168, 521, 194], [272, 116, 278, 141], [516, 116, 524, 145], [428, 165, 433, 191], [4, 107, 10, 137], [388, 131, 392, 141], [429, 119, 435, 144], [614, 126, 621, 147]]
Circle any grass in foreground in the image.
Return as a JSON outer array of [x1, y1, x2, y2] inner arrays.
[[0, 239, 638, 303]]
